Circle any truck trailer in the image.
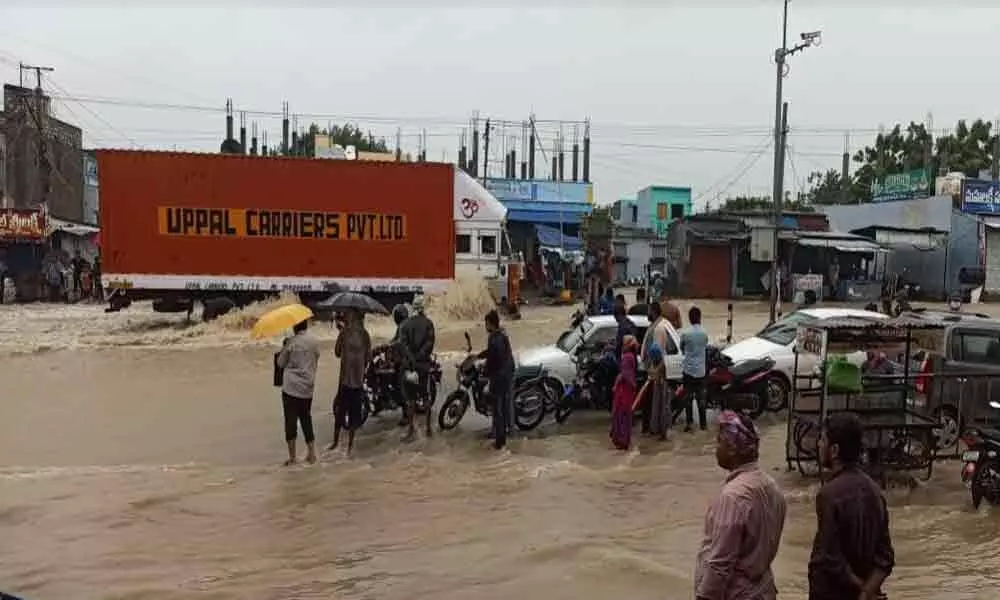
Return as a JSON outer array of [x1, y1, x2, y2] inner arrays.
[[96, 150, 510, 319]]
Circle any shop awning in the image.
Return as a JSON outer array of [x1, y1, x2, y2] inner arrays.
[[48, 217, 99, 237], [536, 224, 582, 250], [794, 237, 885, 253], [507, 209, 584, 225]]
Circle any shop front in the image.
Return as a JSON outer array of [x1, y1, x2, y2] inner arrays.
[[0, 208, 47, 303]]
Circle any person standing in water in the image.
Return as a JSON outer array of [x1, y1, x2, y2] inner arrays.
[[695, 411, 787, 600], [680, 306, 710, 432], [399, 295, 436, 440], [330, 308, 372, 456], [275, 320, 320, 465], [641, 301, 671, 439], [610, 335, 639, 450], [478, 309, 515, 450], [809, 412, 894, 600]]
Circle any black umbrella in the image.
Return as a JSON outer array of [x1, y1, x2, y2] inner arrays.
[[316, 291, 390, 315]]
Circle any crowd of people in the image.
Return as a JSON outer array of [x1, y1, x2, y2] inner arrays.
[[273, 289, 897, 599], [596, 287, 712, 451], [274, 297, 518, 464]]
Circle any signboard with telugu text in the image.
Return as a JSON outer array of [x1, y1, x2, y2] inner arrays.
[[960, 179, 1000, 214], [0, 209, 46, 240], [870, 168, 931, 203]]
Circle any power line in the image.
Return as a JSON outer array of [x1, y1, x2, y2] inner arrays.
[[44, 90, 921, 139], [693, 137, 773, 205], [47, 77, 141, 148]]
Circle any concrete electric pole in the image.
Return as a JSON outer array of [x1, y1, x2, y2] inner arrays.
[[19, 62, 55, 209], [768, 1, 820, 324]]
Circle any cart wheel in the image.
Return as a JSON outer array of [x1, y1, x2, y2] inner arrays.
[[932, 405, 962, 453]]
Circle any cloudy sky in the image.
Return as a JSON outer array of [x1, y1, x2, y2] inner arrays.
[[2, 2, 998, 210]]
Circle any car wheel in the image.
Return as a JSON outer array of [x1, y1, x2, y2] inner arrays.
[[932, 405, 961, 452], [766, 374, 789, 412]]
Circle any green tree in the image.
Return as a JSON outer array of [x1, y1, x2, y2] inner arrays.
[[804, 118, 998, 204], [293, 123, 391, 157], [715, 194, 814, 213]]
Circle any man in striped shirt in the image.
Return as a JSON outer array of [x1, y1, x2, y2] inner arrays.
[[695, 411, 787, 600]]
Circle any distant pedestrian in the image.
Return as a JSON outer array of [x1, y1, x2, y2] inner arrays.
[[330, 308, 372, 456], [478, 309, 515, 450], [610, 334, 638, 450], [680, 306, 710, 432], [641, 301, 671, 439], [695, 410, 786, 600], [627, 287, 648, 316], [612, 303, 636, 360], [660, 294, 682, 330], [809, 412, 894, 600], [599, 287, 615, 315], [275, 320, 320, 465]]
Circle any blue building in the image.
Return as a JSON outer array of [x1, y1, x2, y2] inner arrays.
[[612, 185, 692, 237]]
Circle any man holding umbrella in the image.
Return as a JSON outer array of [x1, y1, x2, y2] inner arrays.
[[331, 307, 372, 456]]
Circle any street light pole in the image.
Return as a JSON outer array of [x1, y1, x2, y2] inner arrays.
[[768, 0, 820, 324]]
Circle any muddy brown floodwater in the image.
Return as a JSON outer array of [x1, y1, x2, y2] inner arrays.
[[1, 296, 999, 599]]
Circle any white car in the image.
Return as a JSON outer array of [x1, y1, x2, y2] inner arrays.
[[722, 307, 888, 411], [514, 314, 683, 393]]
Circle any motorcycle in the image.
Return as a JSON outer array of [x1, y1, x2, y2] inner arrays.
[[671, 346, 772, 419], [362, 345, 441, 428], [438, 332, 540, 431], [960, 401, 1000, 509]]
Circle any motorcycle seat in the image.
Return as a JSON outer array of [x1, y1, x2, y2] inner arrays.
[[975, 427, 1000, 442], [728, 358, 775, 377]]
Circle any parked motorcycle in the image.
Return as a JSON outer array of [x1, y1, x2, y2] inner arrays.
[[438, 332, 541, 431], [960, 401, 1000, 509], [363, 345, 441, 427], [671, 346, 772, 419]]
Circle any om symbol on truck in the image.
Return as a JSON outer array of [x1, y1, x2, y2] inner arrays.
[[460, 198, 479, 219]]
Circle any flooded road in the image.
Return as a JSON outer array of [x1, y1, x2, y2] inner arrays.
[[1, 296, 999, 599]]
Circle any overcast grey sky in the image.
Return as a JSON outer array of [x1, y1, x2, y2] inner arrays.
[[2, 3, 998, 209]]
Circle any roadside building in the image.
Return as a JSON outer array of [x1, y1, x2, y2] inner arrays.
[[666, 214, 746, 298], [821, 195, 978, 299], [0, 84, 85, 222], [0, 207, 47, 302]]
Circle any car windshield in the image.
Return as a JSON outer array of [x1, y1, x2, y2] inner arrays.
[[756, 311, 818, 346], [557, 319, 593, 353]]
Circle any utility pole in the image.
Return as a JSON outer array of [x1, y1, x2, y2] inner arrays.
[[768, 1, 820, 324], [842, 131, 852, 205], [19, 63, 55, 210]]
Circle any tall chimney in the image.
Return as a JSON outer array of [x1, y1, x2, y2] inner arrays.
[[281, 101, 290, 155], [558, 133, 565, 181], [582, 119, 591, 183], [510, 147, 517, 179], [572, 125, 580, 182], [239, 111, 247, 154], [551, 155, 557, 181], [262, 130, 269, 157], [471, 114, 480, 178], [225, 98, 234, 140], [250, 122, 258, 156], [528, 116, 536, 179]]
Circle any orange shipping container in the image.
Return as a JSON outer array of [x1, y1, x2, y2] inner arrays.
[[96, 151, 455, 295]]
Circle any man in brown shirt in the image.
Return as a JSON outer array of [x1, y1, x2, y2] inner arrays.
[[660, 295, 683, 330], [809, 412, 894, 600], [331, 309, 372, 456]]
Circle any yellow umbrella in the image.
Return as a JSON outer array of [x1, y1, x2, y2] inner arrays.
[[251, 304, 314, 340]]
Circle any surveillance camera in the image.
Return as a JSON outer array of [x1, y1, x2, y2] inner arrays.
[[801, 31, 822, 46]]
